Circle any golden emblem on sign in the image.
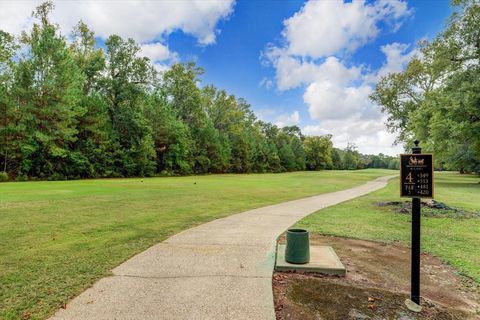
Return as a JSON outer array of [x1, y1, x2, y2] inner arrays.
[[409, 156, 425, 166]]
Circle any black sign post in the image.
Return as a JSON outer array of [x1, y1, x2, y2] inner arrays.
[[400, 140, 434, 308]]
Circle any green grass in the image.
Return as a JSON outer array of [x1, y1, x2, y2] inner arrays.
[[296, 171, 480, 282], [0, 169, 393, 320]]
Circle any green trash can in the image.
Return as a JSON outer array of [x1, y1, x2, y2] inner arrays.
[[285, 228, 310, 264]]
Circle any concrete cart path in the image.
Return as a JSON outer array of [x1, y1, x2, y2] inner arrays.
[[50, 175, 395, 320]]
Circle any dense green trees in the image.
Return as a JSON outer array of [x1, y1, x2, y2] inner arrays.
[[69, 21, 111, 177], [303, 135, 333, 170], [371, 0, 480, 173], [0, 2, 398, 180], [0, 30, 17, 176], [15, 2, 84, 178]]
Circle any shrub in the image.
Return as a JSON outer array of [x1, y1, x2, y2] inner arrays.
[[15, 174, 28, 182], [0, 171, 8, 182], [48, 173, 67, 181]]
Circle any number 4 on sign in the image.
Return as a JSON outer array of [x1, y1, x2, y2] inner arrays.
[[406, 172, 413, 183]]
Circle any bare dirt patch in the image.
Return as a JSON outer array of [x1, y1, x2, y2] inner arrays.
[[273, 235, 480, 320]]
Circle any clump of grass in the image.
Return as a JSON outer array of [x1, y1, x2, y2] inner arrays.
[[376, 200, 480, 219]]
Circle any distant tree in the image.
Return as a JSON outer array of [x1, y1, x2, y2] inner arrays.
[[144, 92, 193, 174], [0, 30, 18, 176], [343, 143, 361, 170], [14, 2, 84, 178], [303, 135, 333, 170], [69, 21, 111, 178], [103, 34, 156, 176], [226, 98, 257, 173], [255, 121, 281, 172], [195, 118, 231, 173], [281, 126, 306, 170], [331, 148, 343, 169], [290, 135, 306, 170], [276, 130, 296, 171], [163, 63, 205, 127], [388, 158, 400, 170]]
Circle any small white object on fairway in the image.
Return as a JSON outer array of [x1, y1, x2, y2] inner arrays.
[[50, 175, 395, 320]]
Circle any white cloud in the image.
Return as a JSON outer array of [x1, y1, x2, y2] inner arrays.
[[0, 2, 36, 37], [254, 108, 276, 122], [282, 0, 411, 58], [259, 77, 273, 90], [303, 116, 404, 155], [365, 42, 417, 83], [264, 51, 362, 91], [263, 0, 412, 155], [140, 42, 177, 63], [0, 1, 235, 45], [151, 63, 171, 74], [0, 1, 234, 74], [298, 47, 413, 154], [304, 82, 376, 121], [140, 42, 178, 73], [275, 111, 300, 128]]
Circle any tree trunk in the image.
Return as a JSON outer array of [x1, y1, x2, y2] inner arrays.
[[2, 103, 7, 173], [3, 148, 7, 173]]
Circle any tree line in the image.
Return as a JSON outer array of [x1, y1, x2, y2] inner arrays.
[[371, 0, 480, 174], [0, 2, 397, 182]]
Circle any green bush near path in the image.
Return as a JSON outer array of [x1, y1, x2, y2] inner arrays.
[[296, 171, 480, 283], [0, 169, 392, 320]]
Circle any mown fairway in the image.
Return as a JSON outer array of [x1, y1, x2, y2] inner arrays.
[[0, 169, 393, 320], [296, 172, 480, 282]]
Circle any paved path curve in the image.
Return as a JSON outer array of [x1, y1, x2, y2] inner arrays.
[[51, 175, 395, 320]]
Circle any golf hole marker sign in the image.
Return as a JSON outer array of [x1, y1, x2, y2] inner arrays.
[[399, 140, 434, 308], [400, 153, 434, 198]]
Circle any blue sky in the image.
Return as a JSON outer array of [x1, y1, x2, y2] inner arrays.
[[0, 0, 453, 155]]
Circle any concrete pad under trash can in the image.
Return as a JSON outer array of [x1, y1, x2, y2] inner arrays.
[[275, 244, 346, 276]]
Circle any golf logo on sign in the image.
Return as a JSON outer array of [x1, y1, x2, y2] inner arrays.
[[400, 154, 434, 198]]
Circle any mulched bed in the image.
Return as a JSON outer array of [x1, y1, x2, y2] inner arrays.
[[376, 200, 480, 219], [273, 236, 480, 320]]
